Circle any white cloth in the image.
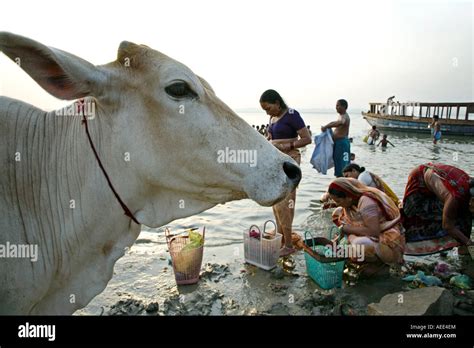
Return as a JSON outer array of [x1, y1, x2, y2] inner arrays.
[[310, 129, 334, 175], [358, 170, 377, 188]]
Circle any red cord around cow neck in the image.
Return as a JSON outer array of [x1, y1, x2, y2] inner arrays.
[[79, 99, 140, 225]]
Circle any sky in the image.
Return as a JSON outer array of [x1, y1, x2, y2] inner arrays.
[[0, 0, 473, 111]]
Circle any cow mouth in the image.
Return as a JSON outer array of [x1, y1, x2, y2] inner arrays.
[[194, 189, 248, 205], [255, 187, 294, 207], [241, 159, 301, 207], [257, 196, 286, 207], [243, 180, 297, 207], [198, 186, 288, 207]]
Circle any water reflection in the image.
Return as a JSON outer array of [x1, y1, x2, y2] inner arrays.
[[430, 144, 441, 159]]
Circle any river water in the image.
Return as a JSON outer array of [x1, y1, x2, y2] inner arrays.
[[143, 110, 474, 244]]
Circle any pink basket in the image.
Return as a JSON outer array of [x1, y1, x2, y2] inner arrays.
[[166, 227, 205, 285]]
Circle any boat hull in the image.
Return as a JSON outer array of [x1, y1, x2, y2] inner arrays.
[[362, 113, 474, 136]]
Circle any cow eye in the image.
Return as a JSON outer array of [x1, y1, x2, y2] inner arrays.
[[165, 82, 198, 99]]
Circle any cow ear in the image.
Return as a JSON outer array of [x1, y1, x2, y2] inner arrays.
[[0, 32, 106, 100], [117, 41, 144, 68]]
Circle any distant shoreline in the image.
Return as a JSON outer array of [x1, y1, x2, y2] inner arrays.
[[236, 108, 365, 114]]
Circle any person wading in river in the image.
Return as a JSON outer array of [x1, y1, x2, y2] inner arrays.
[[321, 99, 351, 177], [260, 89, 311, 256]]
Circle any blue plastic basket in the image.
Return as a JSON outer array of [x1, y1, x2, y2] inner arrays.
[[303, 230, 345, 290]]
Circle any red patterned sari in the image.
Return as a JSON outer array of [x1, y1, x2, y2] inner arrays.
[[402, 163, 472, 255]]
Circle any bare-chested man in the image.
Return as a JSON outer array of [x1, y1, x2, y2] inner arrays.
[[321, 99, 351, 177]]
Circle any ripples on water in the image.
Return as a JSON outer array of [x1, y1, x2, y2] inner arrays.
[[142, 112, 474, 246]]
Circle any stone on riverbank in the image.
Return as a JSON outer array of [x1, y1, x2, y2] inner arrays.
[[368, 287, 454, 315]]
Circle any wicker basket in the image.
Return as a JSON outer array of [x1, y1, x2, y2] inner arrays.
[[244, 220, 282, 270], [303, 230, 346, 289], [166, 227, 205, 285]]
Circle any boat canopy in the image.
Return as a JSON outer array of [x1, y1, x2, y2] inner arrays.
[[367, 102, 474, 121]]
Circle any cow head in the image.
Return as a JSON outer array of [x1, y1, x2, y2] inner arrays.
[[0, 32, 301, 227]]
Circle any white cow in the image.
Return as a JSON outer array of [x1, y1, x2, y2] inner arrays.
[[0, 33, 301, 314]]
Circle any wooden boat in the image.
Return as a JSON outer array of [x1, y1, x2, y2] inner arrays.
[[362, 102, 474, 135]]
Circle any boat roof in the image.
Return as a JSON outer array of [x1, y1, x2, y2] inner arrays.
[[369, 102, 474, 107]]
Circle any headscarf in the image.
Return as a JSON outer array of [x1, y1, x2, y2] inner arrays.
[[328, 177, 400, 221]]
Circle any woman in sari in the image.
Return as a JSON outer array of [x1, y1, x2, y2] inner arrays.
[[260, 89, 312, 256], [401, 163, 474, 255], [328, 178, 405, 273]]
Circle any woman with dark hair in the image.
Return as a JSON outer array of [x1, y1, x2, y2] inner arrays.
[[321, 163, 399, 209], [260, 89, 312, 256], [342, 164, 399, 206], [402, 163, 474, 255], [328, 178, 405, 274]]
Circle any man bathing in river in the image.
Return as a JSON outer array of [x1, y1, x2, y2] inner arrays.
[[321, 99, 351, 177]]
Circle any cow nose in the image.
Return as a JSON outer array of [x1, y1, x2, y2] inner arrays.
[[283, 161, 302, 186]]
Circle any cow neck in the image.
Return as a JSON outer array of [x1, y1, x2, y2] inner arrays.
[[79, 99, 140, 225]]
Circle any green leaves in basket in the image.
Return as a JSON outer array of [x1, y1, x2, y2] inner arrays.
[[182, 230, 204, 251]]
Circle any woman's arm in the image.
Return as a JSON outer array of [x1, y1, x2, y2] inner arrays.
[[276, 127, 312, 151], [424, 170, 471, 244], [342, 214, 381, 237], [342, 197, 381, 237], [443, 196, 473, 245], [295, 127, 312, 147], [266, 120, 273, 141]]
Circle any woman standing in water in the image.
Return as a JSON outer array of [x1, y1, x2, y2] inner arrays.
[[260, 89, 312, 256]]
